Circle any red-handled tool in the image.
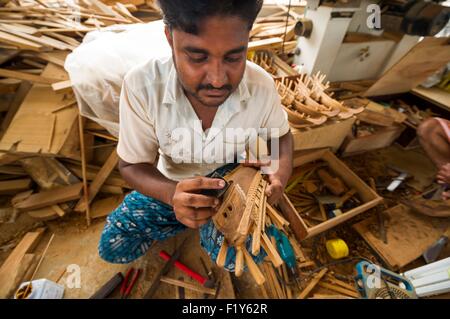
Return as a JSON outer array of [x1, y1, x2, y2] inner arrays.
[[120, 268, 141, 299], [159, 250, 215, 288]]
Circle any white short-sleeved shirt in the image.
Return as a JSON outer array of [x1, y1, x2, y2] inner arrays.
[[118, 56, 289, 181]]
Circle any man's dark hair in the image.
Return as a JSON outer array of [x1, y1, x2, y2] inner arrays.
[[158, 0, 263, 34]]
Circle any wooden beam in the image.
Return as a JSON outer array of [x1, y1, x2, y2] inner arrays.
[[14, 183, 83, 211]]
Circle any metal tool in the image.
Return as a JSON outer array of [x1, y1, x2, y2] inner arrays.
[[120, 268, 141, 299], [159, 251, 215, 288], [143, 237, 187, 299], [267, 225, 301, 289], [175, 277, 185, 299], [200, 172, 230, 198], [355, 261, 417, 299], [422, 235, 448, 264]]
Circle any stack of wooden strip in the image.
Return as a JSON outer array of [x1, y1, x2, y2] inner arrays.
[[0, 0, 160, 223], [248, 5, 298, 54]]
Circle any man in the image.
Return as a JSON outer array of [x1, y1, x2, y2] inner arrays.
[[417, 117, 450, 199], [98, 0, 293, 270]]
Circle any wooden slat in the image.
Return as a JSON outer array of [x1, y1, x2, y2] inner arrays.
[[0, 178, 32, 194], [0, 68, 58, 84], [14, 183, 83, 211], [297, 268, 327, 299], [0, 30, 43, 51], [74, 148, 119, 212], [160, 276, 216, 295]]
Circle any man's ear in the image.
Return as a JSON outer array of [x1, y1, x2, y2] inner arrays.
[[164, 26, 173, 49]]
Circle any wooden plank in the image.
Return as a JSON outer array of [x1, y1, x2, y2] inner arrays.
[[35, 51, 67, 67], [160, 276, 216, 295], [74, 148, 119, 212], [0, 63, 77, 155], [0, 178, 32, 195], [0, 68, 58, 84], [0, 30, 43, 51], [14, 183, 83, 211], [0, 80, 31, 137], [353, 204, 450, 269], [364, 37, 450, 97], [0, 228, 45, 298], [297, 268, 327, 299]]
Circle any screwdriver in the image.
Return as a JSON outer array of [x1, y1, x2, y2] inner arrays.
[[267, 225, 301, 289]]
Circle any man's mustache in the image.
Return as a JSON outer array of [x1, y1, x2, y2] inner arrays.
[[198, 83, 232, 91]]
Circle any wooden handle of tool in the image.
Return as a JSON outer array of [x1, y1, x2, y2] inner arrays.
[[242, 246, 266, 286], [216, 240, 228, 268], [235, 246, 244, 277]]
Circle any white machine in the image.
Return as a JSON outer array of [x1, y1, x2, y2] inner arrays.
[[293, 0, 450, 82]]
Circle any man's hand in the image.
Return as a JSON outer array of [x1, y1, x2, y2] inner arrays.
[[242, 159, 289, 205], [265, 173, 288, 205], [171, 177, 225, 229]]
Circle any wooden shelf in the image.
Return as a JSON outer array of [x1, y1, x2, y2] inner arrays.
[[411, 86, 450, 113]]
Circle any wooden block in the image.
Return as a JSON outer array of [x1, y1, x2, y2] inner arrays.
[[51, 79, 72, 94], [0, 178, 31, 195], [297, 268, 327, 299], [317, 169, 347, 196], [14, 183, 83, 211], [0, 228, 45, 298]]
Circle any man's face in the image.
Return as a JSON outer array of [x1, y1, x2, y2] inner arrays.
[[165, 15, 249, 108]]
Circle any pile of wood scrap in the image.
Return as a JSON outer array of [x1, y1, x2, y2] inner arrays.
[[285, 161, 361, 228], [0, 227, 45, 298], [0, 0, 160, 224]]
